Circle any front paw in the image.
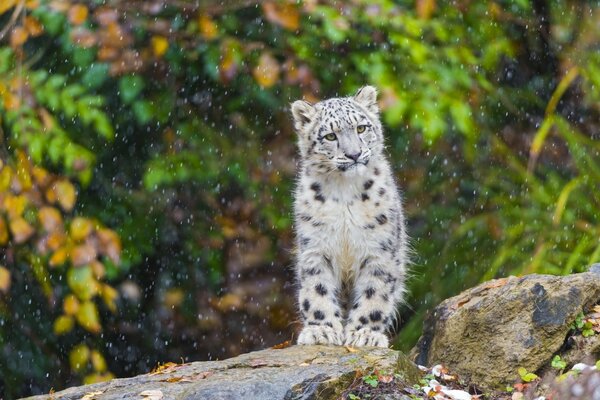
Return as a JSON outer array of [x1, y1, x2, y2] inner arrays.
[[297, 325, 344, 346], [344, 328, 389, 347]]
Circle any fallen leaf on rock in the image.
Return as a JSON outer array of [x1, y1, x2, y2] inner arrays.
[[139, 390, 163, 400], [80, 390, 104, 400], [150, 362, 180, 375], [271, 340, 292, 349]]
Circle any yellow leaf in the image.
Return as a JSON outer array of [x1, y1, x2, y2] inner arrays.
[[49, 247, 69, 267], [63, 294, 80, 315], [262, 2, 300, 30], [9, 217, 34, 244], [69, 343, 90, 372], [38, 206, 63, 232], [31, 166, 51, 187], [25, 0, 40, 10], [53, 315, 74, 335], [71, 217, 96, 240], [76, 301, 102, 333], [416, 0, 436, 19], [10, 26, 28, 47], [16, 150, 32, 190], [198, 14, 218, 40], [51, 180, 77, 211], [91, 350, 107, 372], [47, 231, 67, 251], [90, 260, 105, 279], [97, 228, 121, 264], [4, 194, 27, 219], [151, 35, 168, 57], [71, 243, 98, 267], [0, 266, 11, 293], [68, 4, 89, 25], [24, 16, 44, 36], [0, 0, 17, 15], [100, 284, 118, 312], [253, 52, 280, 88], [0, 218, 8, 245]]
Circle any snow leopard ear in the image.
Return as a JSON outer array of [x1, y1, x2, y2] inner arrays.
[[353, 85, 379, 114], [291, 100, 316, 133]]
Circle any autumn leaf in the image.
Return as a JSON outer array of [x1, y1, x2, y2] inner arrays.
[[9, 218, 34, 244], [416, 0, 436, 19], [100, 284, 118, 312], [253, 52, 280, 88], [4, 194, 27, 219], [96, 228, 121, 264], [0, 218, 8, 245], [10, 27, 28, 47], [63, 294, 80, 315], [76, 300, 102, 333], [0, 266, 11, 293], [50, 180, 77, 211], [91, 350, 107, 372], [219, 39, 241, 84], [262, 2, 300, 30], [70, 217, 94, 241], [53, 315, 75, 335], [68, 4, 89, 25], [198, 14, 218, 40], [39, 206, 63, 232], [0, 0, 18, 15], [90, 260, 105, 279], [24, 16, 44, 36], [71, 243, 98, 267], [69, 344, 90, 371], [67, 265, 98, 300], [151, 35, 169, 57], [49, 247, 69, 267]]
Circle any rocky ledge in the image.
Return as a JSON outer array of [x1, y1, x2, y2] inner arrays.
[[25, 345, 421, 400], [26, 267, 600, 400]]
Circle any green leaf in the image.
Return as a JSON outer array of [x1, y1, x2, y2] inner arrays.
[[133, 100, 153, 124], [67, 266, 97, 301], [119, 75, 145, 105], [518, 367, 538, 382], [551, 355, 567, 370], [82, 63, 109, 89], [362, 375, 378, 388]]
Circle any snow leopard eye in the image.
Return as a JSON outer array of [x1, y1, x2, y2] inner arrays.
[[357, 125, 367, 134], [324, 133, 337, 141]]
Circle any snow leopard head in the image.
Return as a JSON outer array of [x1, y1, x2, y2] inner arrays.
[[291, 86, 383, 174]]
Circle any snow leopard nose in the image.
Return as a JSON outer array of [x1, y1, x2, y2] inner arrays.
[[345, 151, 362, 162]]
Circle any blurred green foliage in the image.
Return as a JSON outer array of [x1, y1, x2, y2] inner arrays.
[[1, 0, 599, 398]]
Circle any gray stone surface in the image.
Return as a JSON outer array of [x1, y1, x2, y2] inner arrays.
[[25, 345, 421, 400], [411, 271, 600, 390]]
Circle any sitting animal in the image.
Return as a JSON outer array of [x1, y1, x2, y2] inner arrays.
[[291, 86, 409, 347]]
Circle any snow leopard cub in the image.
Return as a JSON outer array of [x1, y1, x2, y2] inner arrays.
[[291, 86, 408, 348]]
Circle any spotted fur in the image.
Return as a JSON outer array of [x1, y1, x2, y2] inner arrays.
[[291, 86, 409, 348]]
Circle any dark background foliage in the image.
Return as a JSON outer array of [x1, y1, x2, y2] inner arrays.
[[0, 0, 599, 398]]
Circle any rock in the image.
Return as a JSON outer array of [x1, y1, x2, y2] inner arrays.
[[25, 345, 421, 400], [411, 271, 600, 390], [548, 368, 600, 399]]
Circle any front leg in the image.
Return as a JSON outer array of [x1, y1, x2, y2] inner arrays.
[[345, 256, 405, 347], [296, 254, 344, 345]]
